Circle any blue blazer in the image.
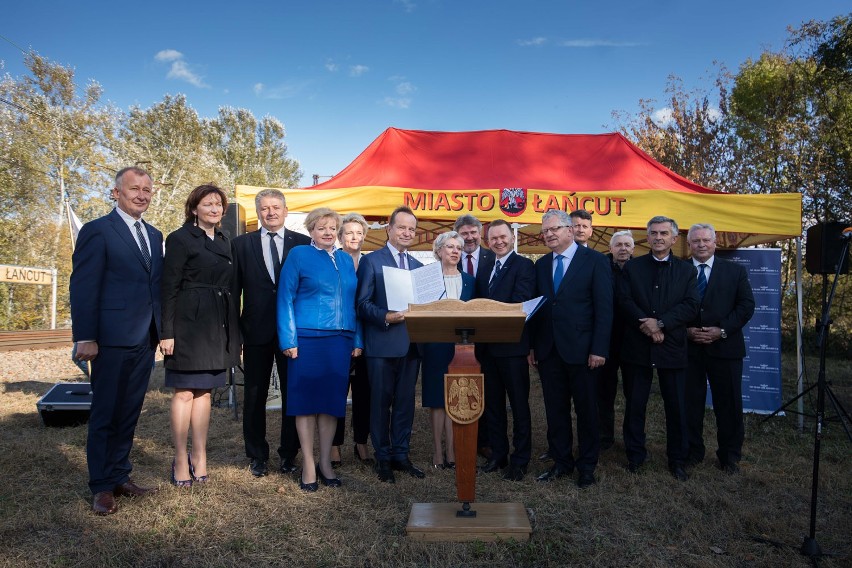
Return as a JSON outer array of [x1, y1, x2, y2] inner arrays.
[[276, 246, 362, 350], [531, 245, 613, 364], [70, 208, 163, 346], [356, 245, 424, 358]]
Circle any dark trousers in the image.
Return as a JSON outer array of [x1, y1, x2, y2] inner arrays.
[[87, 343, 154, 494], [481, 354, 532, 466], [685, 351, 744, 466], [598, 354, 626, 445], [366, 348, 420, 462], [242, 342, 298, 462], [622, 363, 688, 468], [538, 352, 600, 473], [334, 355, 371, 446]]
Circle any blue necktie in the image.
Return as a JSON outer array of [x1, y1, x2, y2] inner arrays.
[[398, 252, 406, 269], [489, 259, 502, 295], [553, 254, 565, 292], [697, 263, 708, 299], [134, 221, 151, 272]]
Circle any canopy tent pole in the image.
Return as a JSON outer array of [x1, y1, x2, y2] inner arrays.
[[796, 236, 805, 431]]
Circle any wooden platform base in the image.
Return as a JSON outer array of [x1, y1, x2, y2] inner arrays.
[[405, 502, 532, 542]]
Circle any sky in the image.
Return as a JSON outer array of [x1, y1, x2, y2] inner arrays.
[[2, 1, 849, 187]]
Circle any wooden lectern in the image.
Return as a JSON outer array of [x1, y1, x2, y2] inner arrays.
[[403, 298, 532, 541]]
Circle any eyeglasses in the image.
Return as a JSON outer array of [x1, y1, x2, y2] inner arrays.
[[540, 225, 569, 236], [442, 244, 462, 251]]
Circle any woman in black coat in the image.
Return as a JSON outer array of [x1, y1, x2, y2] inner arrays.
[[160, 184, 240, 487]]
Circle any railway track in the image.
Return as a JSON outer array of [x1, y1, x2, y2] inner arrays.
[[0, 329, 73, 352]]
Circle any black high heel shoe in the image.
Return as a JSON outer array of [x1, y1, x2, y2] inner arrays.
[[354, 444, 375, 465], [316, 464, 342, 487], [299, 469, 319, 492], [444, 453, 456, 469], [170, 459, 192, 488], [187, 452, 209, 484]]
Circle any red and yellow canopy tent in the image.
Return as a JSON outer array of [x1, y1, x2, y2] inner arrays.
[[236, 128, 802, 254]]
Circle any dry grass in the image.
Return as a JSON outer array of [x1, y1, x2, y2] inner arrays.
[[0, 349, 849, 567]]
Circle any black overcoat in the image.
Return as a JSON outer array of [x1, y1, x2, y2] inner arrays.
[[161, 222, 240, 371]]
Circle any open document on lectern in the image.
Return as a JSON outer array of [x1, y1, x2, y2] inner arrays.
[[383, 262, 445, 311]]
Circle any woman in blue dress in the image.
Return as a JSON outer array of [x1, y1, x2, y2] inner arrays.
[[420, 231, 474, 469], [277, 208, 362, 491]]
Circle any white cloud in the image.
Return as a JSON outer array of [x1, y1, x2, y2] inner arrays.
[[154, 49, 209, 88], [517, 37, 547, 47], [254, 81, 311, 100], [707, 107, 722, 123], [154, 49, 183, 62], [383, 97, 411, 109], [349, 64, 369, 77], [394, 0, 416, 13], [325, 60, 339, 72], [395, 81, 415, 95], [558, 39, 643, 48], [652, 107, 674, 126], [253, 83, 264, 95], [166, 60, 209, 88]]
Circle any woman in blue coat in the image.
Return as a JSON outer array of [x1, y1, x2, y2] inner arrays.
[[277, 208, 362, 491], [421, 231, 474, 469]]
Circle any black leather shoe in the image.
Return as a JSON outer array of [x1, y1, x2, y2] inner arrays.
[[599, 439, 614, 451], [391, 458, 425, 478], [685, 455, 703, 467], [502, 464, 527, 481], [280, 458, 298, 474], [538, 451, 552, 462], [577, 471, 596, 488], [627, 452, 652, 473], [536, 465, 572, 482], [299, 480, 319, 492], [670, 465, 689, 481], [479, 457, 508, 473], [316, 465, 342, 487], [375, 460, 396, 483], [720, 461, 740, 475], [249, 459, 268, 478]]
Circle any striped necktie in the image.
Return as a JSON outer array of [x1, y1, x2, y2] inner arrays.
[[697, 263, 708, 299], [134, 221, 151, 272]]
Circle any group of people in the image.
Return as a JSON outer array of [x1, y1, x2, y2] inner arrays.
[[70, 166, 755, 515]]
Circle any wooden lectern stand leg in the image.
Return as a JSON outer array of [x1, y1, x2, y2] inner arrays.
[[446, 344, 483, 517]]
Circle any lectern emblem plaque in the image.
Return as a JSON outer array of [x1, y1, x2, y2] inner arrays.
[[444, 374, 485, 424]]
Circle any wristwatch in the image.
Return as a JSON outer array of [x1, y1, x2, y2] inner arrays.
[[720, 328, 728, 339], [657, 319, 665, 329]]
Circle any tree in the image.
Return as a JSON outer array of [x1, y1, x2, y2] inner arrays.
[[0, 53, 113, 329], [205, 107, 302, 188]]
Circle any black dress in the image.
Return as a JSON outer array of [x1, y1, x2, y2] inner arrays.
[[161, 222, 241, 388]]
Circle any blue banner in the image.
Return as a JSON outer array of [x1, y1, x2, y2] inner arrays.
[[713, 249, 783, 414]]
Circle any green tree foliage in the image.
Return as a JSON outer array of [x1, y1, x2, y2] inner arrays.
[[614, 14, 852, 355], [0, 56, 301, 330]]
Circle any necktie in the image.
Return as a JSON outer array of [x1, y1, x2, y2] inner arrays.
[[553, 254, 565, 292], [134, 221, 151, 272], [398, 252, 406, 269], [697, 263, 708, 299], [269, 233, 281, 284], [466, 254, 474, 276], [489, 260, 502, 295]]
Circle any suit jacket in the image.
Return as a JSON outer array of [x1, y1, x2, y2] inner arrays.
[[161, 222, 240, 370], [531, 246, 613, 364], [457, 247, 494, 280], [232, 228, 311, 346], [688, 256, 755, 359], [356, 245, 423, 358], [70, 208, 163, 347], [618, 253, 700, 369], [474, 252, 536, 358]]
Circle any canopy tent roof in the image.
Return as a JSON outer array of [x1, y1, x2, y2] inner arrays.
[[236, 127, 802, 254]]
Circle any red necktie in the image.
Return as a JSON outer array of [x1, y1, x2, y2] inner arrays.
[[466, 254, 474, 276]]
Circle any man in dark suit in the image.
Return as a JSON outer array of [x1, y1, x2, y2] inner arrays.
[[598, 230, 635, 450], [232, 189, 311, 477], [619, 215, 699, 481], [453, 213, 494, 458], [685, 223, 755, 474], [474, 220, 536, 481], [70, 166, 162, 515], [356, 206, 425, 483], [529, 209, 613, 488]]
